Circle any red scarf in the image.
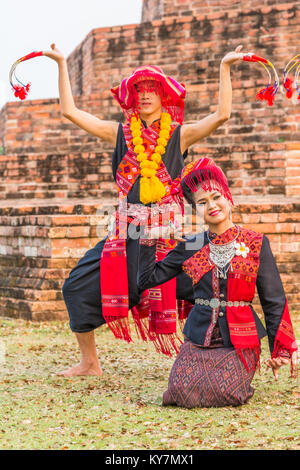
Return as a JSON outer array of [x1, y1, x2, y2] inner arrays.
[[182, 226, 297, 374], [100, 120, 185, 356]]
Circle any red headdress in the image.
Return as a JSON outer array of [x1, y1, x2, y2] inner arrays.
[[9, 51, 43, 100], [111, 65, 186, 124], [171, 157, 234, 214], [242, 53, 279, 106]]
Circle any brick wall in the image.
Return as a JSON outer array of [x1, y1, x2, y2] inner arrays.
[[66, 3, 300, 198], [0, 96, 117, 201], [2, 4, 300, 198], [0, 200, 112, 321], [142, 0, 299, 20], [0, 0, 299, 321], [0, 199, 299, 321]]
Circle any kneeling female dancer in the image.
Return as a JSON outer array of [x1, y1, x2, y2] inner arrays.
[[137, 158, 297, 408], [44, 44, 244, 376]]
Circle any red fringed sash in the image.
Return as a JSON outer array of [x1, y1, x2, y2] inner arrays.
[[272, 300, 298, 377], [226, 229, 263, 371], [100, 237, 131, 341], [100, 120, 182, 355], [148, 240, 181, 356], [100, 205, 132, 341], [225, 307, 261, 372]]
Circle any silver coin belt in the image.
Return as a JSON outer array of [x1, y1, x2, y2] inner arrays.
[[195, 298, 251, 309]]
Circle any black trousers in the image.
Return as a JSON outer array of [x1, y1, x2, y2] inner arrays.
[[62, 237, 194, 333]]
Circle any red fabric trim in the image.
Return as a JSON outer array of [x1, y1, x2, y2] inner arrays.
[[182, 244, 213, 285]]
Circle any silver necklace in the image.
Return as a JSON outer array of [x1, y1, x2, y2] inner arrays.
[[208, 226, 240, 279]]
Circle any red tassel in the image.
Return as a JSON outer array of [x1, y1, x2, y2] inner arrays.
[[131, 310, 151, 342], [150, 332, 183, 357], [235, 346, 260, 373], [105, 317, 133, 343], [256, 86, 275, 106], [284, 77, 294, 99], [13, 83, 31, 101]]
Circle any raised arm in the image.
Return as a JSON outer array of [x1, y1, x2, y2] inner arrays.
[[180, 45, 243, 153], [43, 44, 119, 146]]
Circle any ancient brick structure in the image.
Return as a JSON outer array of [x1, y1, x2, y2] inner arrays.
[[0, 0, 299, 321]]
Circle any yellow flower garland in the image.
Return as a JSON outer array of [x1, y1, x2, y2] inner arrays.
[[130, 112, 172, 205]]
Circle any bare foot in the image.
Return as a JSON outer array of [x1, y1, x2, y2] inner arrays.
[[57, 362, 103, 377]]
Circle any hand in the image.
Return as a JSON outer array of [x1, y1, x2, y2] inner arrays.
[[143, 220, 186, 242], [265, 356, 289, 381], [43, 43, 65, 64], [221, 45, 243, 66]]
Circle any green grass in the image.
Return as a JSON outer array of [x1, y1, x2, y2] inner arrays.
[[0, 318, 299, 450]]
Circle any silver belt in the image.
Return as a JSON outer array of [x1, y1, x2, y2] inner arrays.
[[195, 298, 251, 309]]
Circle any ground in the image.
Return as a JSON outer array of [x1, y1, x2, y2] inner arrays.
[[0, 317, 299, 450]]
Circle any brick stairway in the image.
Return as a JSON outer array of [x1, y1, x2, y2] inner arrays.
[[1, 1, 300, 321]]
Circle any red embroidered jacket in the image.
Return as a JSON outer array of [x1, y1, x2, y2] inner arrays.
[[138, 226, 297, 361]]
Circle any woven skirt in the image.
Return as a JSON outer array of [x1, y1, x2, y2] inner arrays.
[[162, 340, 257, 408]]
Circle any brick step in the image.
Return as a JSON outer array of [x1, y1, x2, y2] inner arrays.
[[0, 297, 67, 321], [0, 183, 116, 201], [0, 275, 62, 290], [0, 287, 63, 302], [0, 265, 69, 279], [0, 256, 76, 270]]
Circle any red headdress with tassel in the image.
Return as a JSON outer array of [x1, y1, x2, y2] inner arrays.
[[242, 53, 279, 106], [9, 51, 43, 100], [171, 157, 234, 214], [283, 54, 300, 101], [111, 65, 186, 124]]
